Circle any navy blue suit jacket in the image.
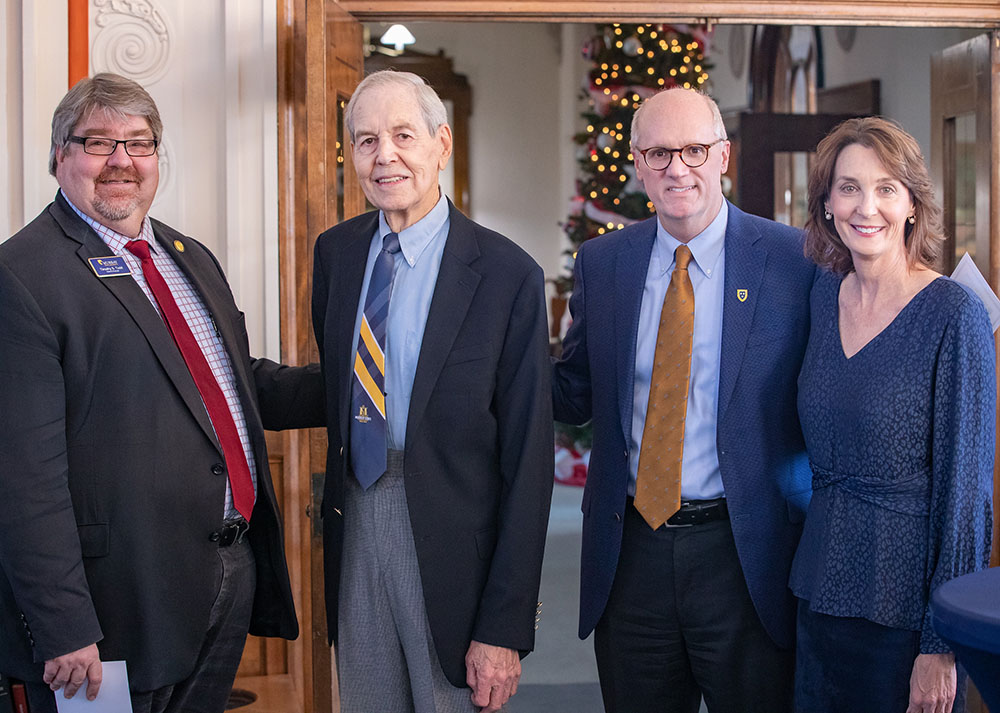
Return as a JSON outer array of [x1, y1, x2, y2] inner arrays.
[[553, 202, 814, 648], [312, 203, 554, 687]]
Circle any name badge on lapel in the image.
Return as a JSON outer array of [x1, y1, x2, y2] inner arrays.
[[88, 256, 132, 278]]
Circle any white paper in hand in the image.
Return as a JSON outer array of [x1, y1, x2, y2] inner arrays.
[[950, 253, 1000, 333], [55, 660, 133, 713]]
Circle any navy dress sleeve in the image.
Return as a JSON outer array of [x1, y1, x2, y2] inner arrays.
[[922, 288, 995, 652]]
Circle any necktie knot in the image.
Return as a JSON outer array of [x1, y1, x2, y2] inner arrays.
[[126, 239, 152, 261], [382, 232, 401, 256], [674, 244, 693, 272]]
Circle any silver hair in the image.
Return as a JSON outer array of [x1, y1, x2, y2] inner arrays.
[[630, 87, 727, 150], [344, 70, 448, 143], [49, 72, 162, 176]]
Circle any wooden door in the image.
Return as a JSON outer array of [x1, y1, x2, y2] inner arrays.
[[930, 31, 1000, 567], [930, 30, 1000, 713], [235, 2, 363, 713], [736, 112, 858, 224]]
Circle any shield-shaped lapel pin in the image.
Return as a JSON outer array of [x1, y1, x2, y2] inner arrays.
[[736, 288, 748, 302]]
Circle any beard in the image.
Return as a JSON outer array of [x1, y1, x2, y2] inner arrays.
[[91, 168, 144, 223]]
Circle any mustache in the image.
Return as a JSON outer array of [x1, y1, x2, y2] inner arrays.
[[96, 169, 141, 183]]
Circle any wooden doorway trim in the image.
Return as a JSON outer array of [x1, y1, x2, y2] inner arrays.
[[337, 1, 1000, 27], [271, 2, 363, 712]]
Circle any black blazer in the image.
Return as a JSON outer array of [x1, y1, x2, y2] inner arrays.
[[312, 203, 554, 687], [0, 193, 324, 690]]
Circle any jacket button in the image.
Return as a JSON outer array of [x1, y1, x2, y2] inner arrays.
[[209, 531, 221, 542], [339, 446, 344, 456], [614, 512, 622, 522], [211, 463, 225, 476]]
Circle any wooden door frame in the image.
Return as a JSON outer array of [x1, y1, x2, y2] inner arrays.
[[335, 1, 1000, 26], [276, 5, 1000, 712]]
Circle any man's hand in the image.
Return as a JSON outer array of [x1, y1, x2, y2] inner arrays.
[[465, 640, 520, 712], [44, 643, 102, 700], [906, 652, 956, 713]]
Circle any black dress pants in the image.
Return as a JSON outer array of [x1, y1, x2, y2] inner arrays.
[[594, 503, 793, 713]]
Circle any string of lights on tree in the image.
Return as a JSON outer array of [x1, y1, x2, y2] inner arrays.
[[555, 23, 712, 294]]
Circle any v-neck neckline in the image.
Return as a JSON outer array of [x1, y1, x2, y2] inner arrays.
[[836, 276, 944, 361]]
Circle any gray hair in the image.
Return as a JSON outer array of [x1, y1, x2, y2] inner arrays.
[[49, 73, 162, 176], [630, 87, 727, 149], [344, 70, 448, 143]]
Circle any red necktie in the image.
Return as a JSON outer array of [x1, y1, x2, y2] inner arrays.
[[126, 239, 255, 521]]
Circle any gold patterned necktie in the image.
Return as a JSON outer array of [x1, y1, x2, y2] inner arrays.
[[634, 244, 695, 530]]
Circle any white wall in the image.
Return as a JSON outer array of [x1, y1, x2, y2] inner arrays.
[[2, 1, 280, 359], [372, 21, 575, 281]]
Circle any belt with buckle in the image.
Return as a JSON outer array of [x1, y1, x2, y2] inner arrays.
[[627, 496, 729, 528], [666, 498, 729, 527], [211, 518, 249, 547]]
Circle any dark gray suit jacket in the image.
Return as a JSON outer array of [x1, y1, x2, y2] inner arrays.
[[0, 193, 324, 690], [312, 203, 554, 687]]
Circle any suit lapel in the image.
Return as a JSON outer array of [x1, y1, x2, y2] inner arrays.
[[335, 213, 379, 447], [405, 206, 481, 452], [616, 220, 656, 443], [718, 204, 766, 422], [51, 197, 220, 449]]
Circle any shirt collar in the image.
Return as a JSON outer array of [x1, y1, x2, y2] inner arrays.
[[654, 200, 728, 279], [378, 192, 449, 268], [61, 189, 156, 253]]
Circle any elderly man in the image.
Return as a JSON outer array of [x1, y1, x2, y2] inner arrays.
[[552, 88, 816, 712], [312, 70, 553, 713], [0, 73, 323, 713]]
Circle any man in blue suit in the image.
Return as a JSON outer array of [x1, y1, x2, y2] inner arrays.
[[552, 88, 815, 712]]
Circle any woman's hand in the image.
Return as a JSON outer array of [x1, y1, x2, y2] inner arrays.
[[906, 652, 956, 713]]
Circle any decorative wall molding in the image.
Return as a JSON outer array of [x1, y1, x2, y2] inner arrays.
[[91, 0, 171, 84]]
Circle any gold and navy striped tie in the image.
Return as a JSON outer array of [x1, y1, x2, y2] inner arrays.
[[350, 232, 401, 489], [634, 244, 694, 529]]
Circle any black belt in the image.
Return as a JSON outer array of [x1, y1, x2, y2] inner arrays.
[[210, 518, 249, 547], [628, 496, 729, 527]]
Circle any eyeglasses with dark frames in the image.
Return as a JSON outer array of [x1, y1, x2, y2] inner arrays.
[[637, 139, 724, 171], [68, 136, 159, 157]]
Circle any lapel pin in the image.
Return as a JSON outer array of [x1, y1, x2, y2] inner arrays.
[[173, 239, 185, 253], [736, 288, 748, 302]]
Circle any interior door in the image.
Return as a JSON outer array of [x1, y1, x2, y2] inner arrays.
[[930, 31, 1000, 713], [736, 112, 859, 225], [930, 31, 1000, 571]]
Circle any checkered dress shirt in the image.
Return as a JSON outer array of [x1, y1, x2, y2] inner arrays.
[[65, 194, 257, 521]]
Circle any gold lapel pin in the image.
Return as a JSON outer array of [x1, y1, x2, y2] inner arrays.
[[173, 239, 185, 253]]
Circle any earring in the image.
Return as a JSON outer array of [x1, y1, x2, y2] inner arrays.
[[907, 215, 915, 225], [824, 210, 833, 220]]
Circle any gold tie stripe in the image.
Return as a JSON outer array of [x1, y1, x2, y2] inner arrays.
[[634, 244, 694, 530]]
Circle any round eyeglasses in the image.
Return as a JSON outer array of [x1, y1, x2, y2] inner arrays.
[[637, 139, 724, 171], [68, 136, 159, 157]]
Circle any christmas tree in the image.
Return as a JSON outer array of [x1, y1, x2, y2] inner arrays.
[[556, 23, 712, 294]]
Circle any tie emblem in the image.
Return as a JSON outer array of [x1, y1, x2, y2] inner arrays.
[[355, 405, 371, 423], [737, 288, 748, 302]]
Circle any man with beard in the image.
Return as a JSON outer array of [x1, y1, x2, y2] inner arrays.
[[0, 73, 323, 713]]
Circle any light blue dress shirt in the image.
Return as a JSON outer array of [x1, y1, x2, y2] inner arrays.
[[350, 194, 450, 450], [628, 202, 728, 499]]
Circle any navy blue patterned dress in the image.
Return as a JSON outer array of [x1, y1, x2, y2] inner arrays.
[[790, 273, 996, 713], [792, 272, 994, 673]]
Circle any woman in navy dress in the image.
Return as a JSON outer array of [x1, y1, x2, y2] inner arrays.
[[793, 117, 994, 713]]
